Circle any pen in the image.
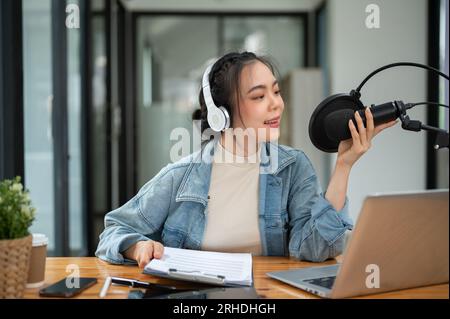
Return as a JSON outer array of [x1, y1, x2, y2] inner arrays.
[[99, 276, 112, 298], [110, 276, 178, 291]]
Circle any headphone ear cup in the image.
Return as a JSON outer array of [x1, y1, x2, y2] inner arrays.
[[207, 107, 227, 132], [218, 106, 230, 130]]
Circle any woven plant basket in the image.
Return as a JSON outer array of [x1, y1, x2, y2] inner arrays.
[[0, 235, 32, 298]]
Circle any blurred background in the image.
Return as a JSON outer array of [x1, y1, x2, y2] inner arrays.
[[0, 0, 448, 256]]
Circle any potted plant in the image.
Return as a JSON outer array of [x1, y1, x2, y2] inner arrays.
[[0, 176, 35, 298]]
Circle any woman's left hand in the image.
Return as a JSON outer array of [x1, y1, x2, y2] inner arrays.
[[336, 107, 398, 169]]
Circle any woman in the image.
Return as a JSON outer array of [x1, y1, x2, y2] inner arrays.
[[95, 51, 397, 268]]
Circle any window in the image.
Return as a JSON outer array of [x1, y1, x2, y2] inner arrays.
[[23, 0, 56, 253], [22, 0, 87, 255]]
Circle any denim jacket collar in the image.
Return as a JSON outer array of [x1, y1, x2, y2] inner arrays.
[[175, 138, 296, 207]]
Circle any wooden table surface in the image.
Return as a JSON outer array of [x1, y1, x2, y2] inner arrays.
[[23, 257, 449, 299]]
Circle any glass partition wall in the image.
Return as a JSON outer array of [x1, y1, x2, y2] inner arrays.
[[135, 14, 305, 188]]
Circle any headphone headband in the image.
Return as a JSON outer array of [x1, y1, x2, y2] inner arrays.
[[201, 64, 215, 112]]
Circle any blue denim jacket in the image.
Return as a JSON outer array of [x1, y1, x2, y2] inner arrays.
[[95, 139, 353, 264]]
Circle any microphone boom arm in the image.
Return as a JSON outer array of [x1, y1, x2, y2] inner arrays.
[[399, 111, 449, 149]]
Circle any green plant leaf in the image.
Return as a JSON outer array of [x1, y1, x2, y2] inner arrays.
[[0, 176, 35, 240]]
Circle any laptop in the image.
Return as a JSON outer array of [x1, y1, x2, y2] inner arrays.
[[266, 189, 449, 298]]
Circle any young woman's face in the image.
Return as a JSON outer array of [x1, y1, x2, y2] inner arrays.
[[232, 61, 284, 142]]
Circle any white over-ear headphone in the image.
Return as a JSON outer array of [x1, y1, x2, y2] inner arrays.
[[201, 63, 230, 132]]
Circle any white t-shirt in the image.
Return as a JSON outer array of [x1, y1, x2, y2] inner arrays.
[[201, 141, 262, 255]]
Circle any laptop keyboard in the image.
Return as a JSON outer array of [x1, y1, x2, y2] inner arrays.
[[304, 276, 336, 289]]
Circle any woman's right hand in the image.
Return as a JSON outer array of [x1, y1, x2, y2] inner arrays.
[[125, 240, 165, 268]]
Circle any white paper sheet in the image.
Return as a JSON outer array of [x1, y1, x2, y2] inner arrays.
[[144, 247, 253, 286]]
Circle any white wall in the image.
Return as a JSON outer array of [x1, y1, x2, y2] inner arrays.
[[281, 69, 332, 188], [327, 0, 428, 221]]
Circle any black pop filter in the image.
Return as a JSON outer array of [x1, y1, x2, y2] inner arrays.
[[308, 93, 365, 153]]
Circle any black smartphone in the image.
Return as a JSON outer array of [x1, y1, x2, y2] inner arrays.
[[39, 277, 97, 298]]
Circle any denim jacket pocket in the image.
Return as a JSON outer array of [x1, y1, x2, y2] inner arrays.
[[161, 225, 186, 248], [265, 210, 289, 256]]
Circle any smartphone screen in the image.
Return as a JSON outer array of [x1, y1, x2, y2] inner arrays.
[[39, 277, 97, 298]]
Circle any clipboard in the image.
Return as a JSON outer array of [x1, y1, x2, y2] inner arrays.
[[142, 247, 253, 287], [143, 268, 228, 286]]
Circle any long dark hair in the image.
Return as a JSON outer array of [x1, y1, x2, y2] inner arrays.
[[192, 51, 278, 135]]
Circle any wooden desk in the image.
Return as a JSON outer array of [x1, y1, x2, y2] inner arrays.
[[23, 257, 448, 299]]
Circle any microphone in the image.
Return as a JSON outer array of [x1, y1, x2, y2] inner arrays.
[[308, 62, 449, 153], [324, 101, 404, 142], [308, 92, 406, 153]]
